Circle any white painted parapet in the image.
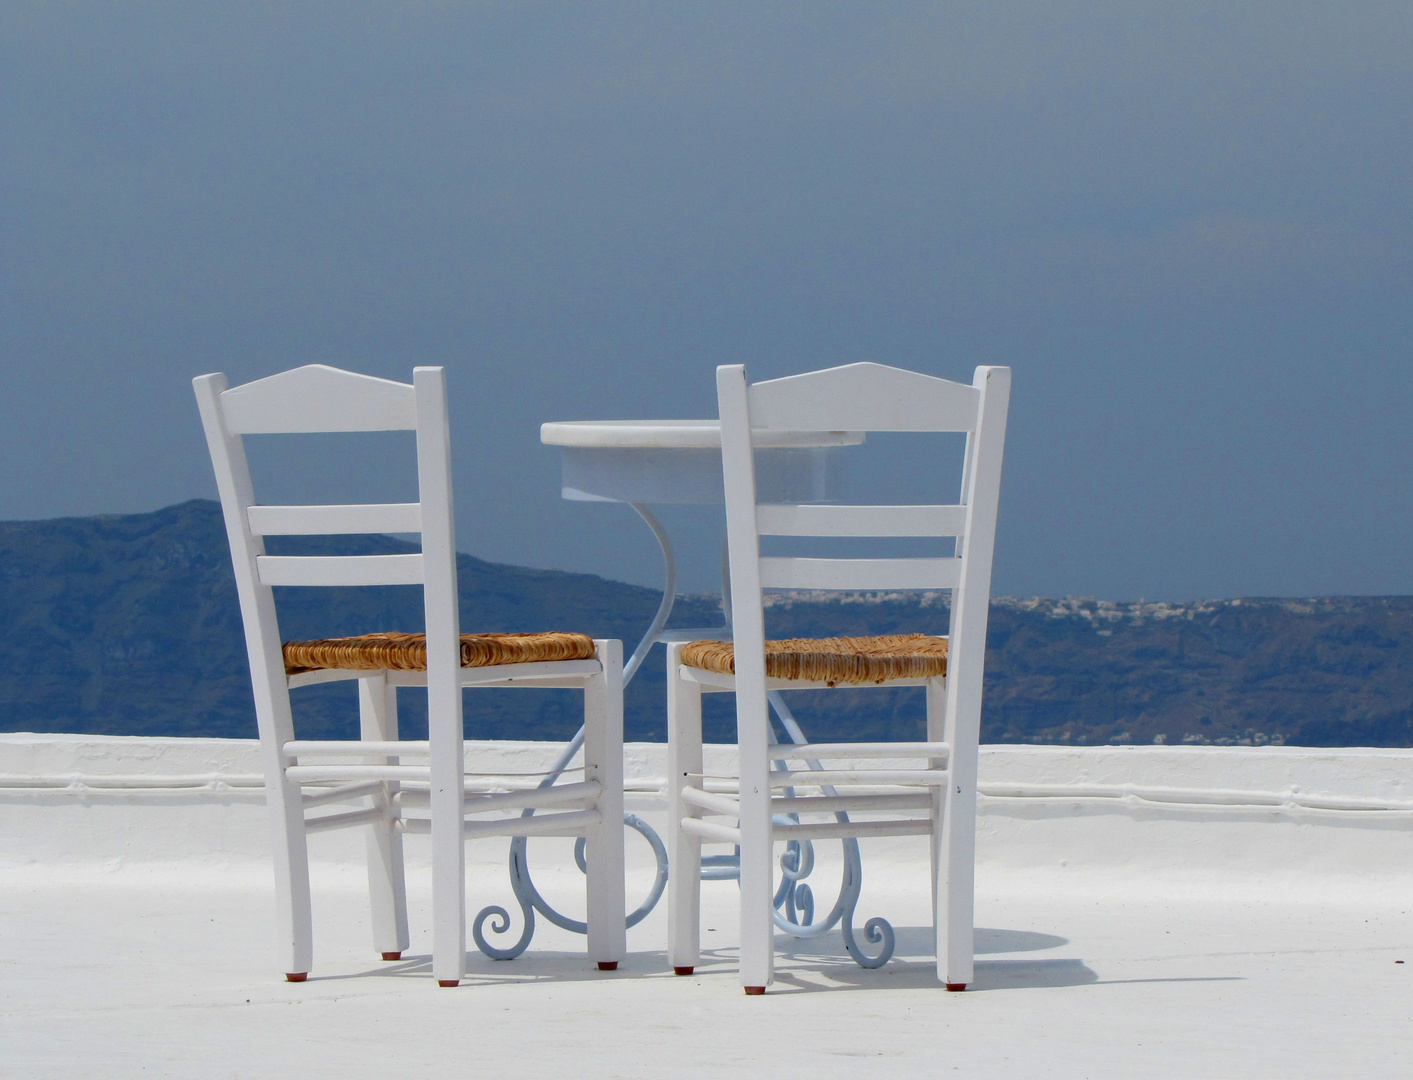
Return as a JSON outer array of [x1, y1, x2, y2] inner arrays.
[[972, 745, 1413, 902], [3, 735, 1411, 898]]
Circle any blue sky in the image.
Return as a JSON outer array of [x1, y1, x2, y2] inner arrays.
[[2, 2, 1410, 597]]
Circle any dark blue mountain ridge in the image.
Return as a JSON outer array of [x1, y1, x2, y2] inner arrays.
[[1, 501, 1409, 746]]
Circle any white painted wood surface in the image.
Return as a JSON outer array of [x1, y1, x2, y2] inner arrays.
[[756, 555, 961, 591], [247, 503, 423, 536], [666, 641, 703, 976], [358, 675, 407, 959], [667, 361, 1010, 993], [747, 362, 982, 433], [583, 639, 627, 968], [255, 553, 425, 587], [220, 365, 418, 434], [755, 502, 968, 537], [714, 364, 777, 994], [677, 785, 740, 818], [195, 364, 626, 986]]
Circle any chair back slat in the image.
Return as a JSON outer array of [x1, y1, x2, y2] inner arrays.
[[758, 556, 961, 592], [247, 503, 423, 537], [748, 362, 981, 434], [256, 553, 425, 588], [220, 364, 418, 434], [755, 503, 967, 538]]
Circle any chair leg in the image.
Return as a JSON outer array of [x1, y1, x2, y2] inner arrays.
[[269, 776, 313, 980], [736, 686, 775, 995], [360, 676, 410, 961], [931, 782, 954, 986], [933, 676, 975, 989], [427, 664, 466, 987], [666, 644, 702, 976], [584, 640, 627, 970], [939, 778, 976, 990]]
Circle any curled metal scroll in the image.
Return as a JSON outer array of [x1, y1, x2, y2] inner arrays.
[[469, 697, 669, 959], [765, 691, 896, 969], [764, 831, 893, 967], [473, 705, 894, 969], [474, 500, 892, 969], [474, 810, 668, 959], [477, 503, 676, 960]]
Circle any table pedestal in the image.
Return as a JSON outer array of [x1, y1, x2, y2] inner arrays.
[[471, 421, 893, 967]]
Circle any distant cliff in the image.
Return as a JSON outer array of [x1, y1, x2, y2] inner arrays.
[[763, 592, 1413, 747], [1, 502, 1409, 746], [0, 500, 710, 742]]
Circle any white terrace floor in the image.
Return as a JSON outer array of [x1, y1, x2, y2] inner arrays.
[[3, 736, 1412, 1079]]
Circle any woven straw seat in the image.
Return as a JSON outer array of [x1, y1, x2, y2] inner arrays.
[[283, 631, 597, 676], [680, 633, 948, 687]]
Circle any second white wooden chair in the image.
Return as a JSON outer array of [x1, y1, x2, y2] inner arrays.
[[666, 361, 1009, 994], [195, 364, 625, 986]]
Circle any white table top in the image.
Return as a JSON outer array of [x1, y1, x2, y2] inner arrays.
[[540, 419, 863, 450]]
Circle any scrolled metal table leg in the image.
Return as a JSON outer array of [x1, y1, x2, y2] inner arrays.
[[765, 690, 896, 969], [473, 503, 677, 958]]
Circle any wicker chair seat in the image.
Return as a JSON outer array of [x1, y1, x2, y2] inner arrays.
[[681, 633, 948, 687], [283, 631, 596, 676]]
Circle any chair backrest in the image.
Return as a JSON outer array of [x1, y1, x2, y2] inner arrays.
[[193, 364, 462, 752], [716, 361, 1010, 744]]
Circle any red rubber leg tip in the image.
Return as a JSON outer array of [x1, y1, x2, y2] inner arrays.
[[597, 961, 619, 971], [285, 973, 307, 983], [673, 966, 695, 976], [381, 952, 402, 961], [437, 980, 460, 988], [744, 986, 766, 996], [946, 983, 967, 992]]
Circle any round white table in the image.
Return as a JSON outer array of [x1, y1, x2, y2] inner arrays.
[[544, 419, 860, 506], [541, 419, 864, 680]]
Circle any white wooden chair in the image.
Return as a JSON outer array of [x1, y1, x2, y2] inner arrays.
[[666, 361, 1009, 994], [194, 364, 625, 986]]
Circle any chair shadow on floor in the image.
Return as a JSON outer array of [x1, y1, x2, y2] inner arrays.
[[770, 925, 1244, 994], [297, 927, 1086, 990], [300, 950, 678, 987], [294, 927, 1242, 993], [764, 925, 1094, 993]]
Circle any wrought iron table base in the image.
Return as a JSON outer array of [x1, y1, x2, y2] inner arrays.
[[472, 503, 894, 968]]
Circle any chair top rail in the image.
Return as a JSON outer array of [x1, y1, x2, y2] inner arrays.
[[756, 503, 967, 538], [247, 503, 423, 537], [256, 553, 425, 587], [757, 555, 961, 592], [220, 364, 418, 434], [748, 362, 981, 433]]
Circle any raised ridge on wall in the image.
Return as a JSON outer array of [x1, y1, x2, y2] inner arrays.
[[4, 736, 1412, 902]]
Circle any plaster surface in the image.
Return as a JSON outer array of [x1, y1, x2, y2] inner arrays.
[[1, 876, 1408, 1078], [2, 737, 1410, 1077]]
